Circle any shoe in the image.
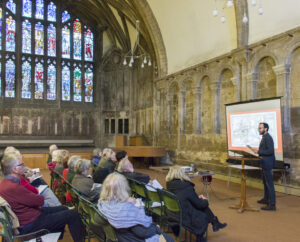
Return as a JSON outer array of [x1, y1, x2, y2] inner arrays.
[[257, 198, 268, 204], [212, 217, 227, 232], [261, 205, 276, 211]]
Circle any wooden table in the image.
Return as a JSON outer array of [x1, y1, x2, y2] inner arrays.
[[229, 164, 261, 213]]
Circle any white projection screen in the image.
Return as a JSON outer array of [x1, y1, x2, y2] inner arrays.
[[226, 98, 283, 161]]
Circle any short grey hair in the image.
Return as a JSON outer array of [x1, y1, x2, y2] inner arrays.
[[49, 144, 58, 155], [1, 153, 20, 176], [117, 158, 131, 172], [75, 159, 91, 174], [68, 155, 81, 170]]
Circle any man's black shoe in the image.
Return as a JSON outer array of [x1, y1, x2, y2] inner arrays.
[[261, 205, 276, 211], [257, 198, 268, 204]]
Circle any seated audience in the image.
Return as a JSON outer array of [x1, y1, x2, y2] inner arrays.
[[64, 155, 81, 203], [92, 148, 102, 166], [98, 148, 117, 172], [98, 173, 174, 242], [117, 157, 150, 184], [47, 144, 58, 164], [54, 149, 69, 175], [166, 166, 226, 241], [72, 159, 100, 203], [0, 152, 85, 242]]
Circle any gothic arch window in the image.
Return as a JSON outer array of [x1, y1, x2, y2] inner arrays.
[[0, 0, 95, 103]]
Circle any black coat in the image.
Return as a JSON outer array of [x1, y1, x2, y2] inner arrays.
[[166, 179, 208, 235], [116, 223, 161, 242], [121, 172, 150, 184], [258, 133, 276, 170]]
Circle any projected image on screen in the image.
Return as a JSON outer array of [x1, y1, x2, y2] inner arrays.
[[229, 110, 278, 149], [226, 98, 283, 161]]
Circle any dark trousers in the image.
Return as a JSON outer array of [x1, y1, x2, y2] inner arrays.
[[262, 169, 276, 205], [20, 206, 85, 242]]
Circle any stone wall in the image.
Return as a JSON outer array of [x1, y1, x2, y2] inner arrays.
[[152, 27, 300, 188]]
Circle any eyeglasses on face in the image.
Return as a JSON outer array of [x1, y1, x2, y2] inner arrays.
[[16, 162, 25, 167]]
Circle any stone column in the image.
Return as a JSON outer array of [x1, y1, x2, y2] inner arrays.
[[178, 91, 186, 134], [231, 77, 240, 102], [193, 87, 201, 133], [168, 93, 173, 134], [246, 72, 258, 100], [210, 82, 220, 133], [272, 64, 291, 132]]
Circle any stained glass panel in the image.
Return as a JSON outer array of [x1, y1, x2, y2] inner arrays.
[[84, 29, 93, 61], [5, 59, 15, 98], [22, 0, 32, 18], [21, 61, 31, 99], [6, 16, 16, 52], [62, 26, 70, 58], [73, 67, 82, 102], [62, 10, 70, 23], [35, 22, 44, 55], [0, 8, 2, 51], [62, 66, 70, 101], [73, 19, 82, 60], [47, 2, 56, 22], [22, 20, 31, 54], [85, 68, 93, 102], [34, 63, 44, 99], [47, 64, 56, 100], [47, 24, 56, 57], [6, 0, 16, 14], [35, 0, 44, 19]]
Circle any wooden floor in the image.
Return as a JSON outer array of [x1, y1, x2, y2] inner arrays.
[[41, 168, 300, 242]]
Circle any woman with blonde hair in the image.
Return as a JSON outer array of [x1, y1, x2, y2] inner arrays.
[[98, 173, 173, 242], [97, 148, 117, 173], [166, 166, 226, 242], [54, 149, 70, 175]]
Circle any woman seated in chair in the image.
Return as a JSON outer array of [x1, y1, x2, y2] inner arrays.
[[72, 159, 101, 203], [98, 173, 174, 242], [166, 166, 226, 242], [54, 150, 69, 175]]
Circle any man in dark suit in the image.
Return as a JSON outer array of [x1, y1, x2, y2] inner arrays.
[[257, 122, 276, 211]]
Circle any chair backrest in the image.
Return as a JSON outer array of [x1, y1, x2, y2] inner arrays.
[[0, 206, 14, 241], [146, 186, 161, 203], [93, 207, 118, 242], [132, 180, 148, 200], [158, 189, 181, 213], [126, 178, 136, 195]]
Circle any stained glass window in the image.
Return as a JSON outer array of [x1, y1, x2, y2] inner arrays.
[[0, 8, 2, 51], [5, 59, 15, 98], [47, 2, 56, 22], [84, 29, 93, 61], [62, 10, 70, 23], [62, 26, 70, 58], [6, 16, 16, 52], [73, 19, 82, 60], [21, 61, 32, 99], [47, 64, 56, 100], [85, 68, 93, 102], [47, 24, 56, 57], [34, 63, 44, 99], [22, 0, 32, 18], [35, 22, 44, 55], [22, 20, 31, 54], [73, 67, 82, 102], [6, 0, 16, 14], [62, 66, 70, 101], [35, 0, 44, 20]]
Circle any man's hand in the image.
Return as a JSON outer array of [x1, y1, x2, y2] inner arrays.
[[199, 194, 208, 200]]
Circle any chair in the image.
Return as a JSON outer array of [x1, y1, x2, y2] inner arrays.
[[145, 185, 165, 226], [93, 207, 118, 242], [158, 189, 208, 242], [77, 194, 105, 242], [0, 206, 49, 242]]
